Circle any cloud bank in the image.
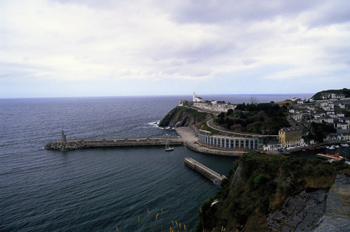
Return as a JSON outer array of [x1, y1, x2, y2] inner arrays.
[[0, 0, 349, 97]]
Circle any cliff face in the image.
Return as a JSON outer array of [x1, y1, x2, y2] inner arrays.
[[196, 153, 350, 232], [158, 106, 209, 128]]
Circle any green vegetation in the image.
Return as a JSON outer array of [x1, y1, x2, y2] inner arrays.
[[215, 103, 290, 134], [195, 119, 219, 134], [196, 152, 350, 232], [305, 122, 337, 143], [345, 111, 350, 117], [176, 107, 207, 118]]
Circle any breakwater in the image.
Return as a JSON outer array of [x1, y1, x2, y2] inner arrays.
[[45, 137, 183, 151], [184, 157, 226, 186]]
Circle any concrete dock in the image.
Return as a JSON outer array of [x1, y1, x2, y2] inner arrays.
[[184, 157, 226, 186], [45, 137, 183, 151]]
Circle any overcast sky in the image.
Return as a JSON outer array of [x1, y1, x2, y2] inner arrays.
[[1, 0, 349, 98]]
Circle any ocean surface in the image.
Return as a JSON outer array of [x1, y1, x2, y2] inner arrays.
[[3, 93, 344, 232]]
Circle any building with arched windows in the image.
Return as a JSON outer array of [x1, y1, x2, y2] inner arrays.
[[197, 130, 263, 151]]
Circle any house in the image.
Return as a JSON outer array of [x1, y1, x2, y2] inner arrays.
[[337, 123, 349, 130], [323, 118, 334, 124], [291, 113, 302, 122], [321, 93, 345, 100], [278, 126, 303, 147], [297, 100, 304, 105]]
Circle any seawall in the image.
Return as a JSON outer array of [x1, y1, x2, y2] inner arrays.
[[45, 137, 183, 151], [184, 157, 226, 186]]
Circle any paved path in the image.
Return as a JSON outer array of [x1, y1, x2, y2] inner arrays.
[[175, 127, 198, 144]]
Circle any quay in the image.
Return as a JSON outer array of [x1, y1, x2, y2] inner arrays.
[[184, 157, 226, 186], [45, 128, 246, 156], [45, 133, 183, 151]]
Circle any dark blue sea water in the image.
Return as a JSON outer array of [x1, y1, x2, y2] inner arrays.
[[0, 94, 316, 231]]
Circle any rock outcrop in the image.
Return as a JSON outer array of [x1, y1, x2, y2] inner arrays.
[[267, 174, 350, 231], [197, 153, 350, 231], [314, 174, 350, 231], [266, 189, 328, 231], [158, 106, 209, 128]]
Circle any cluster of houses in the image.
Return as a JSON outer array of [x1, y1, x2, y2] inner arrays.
[[267, 93, 350, 151], [320, 93, 346, 100], [287, 97, 350, 134]]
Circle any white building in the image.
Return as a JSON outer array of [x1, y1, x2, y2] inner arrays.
[[339, 103, 346, 109], [192, 92, 236, 113], [193, 92, 203, 103], [198, 130, 262, 151]]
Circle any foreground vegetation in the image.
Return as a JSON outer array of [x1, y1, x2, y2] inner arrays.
[[196, 152, 350, 232]]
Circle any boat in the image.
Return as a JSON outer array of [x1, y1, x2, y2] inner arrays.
[[341, 143, 349, 147], [165, 141, 174, 151], [316, 153, 346, 161], [335, 145, 340, 148], [328, 145, 335, 150]]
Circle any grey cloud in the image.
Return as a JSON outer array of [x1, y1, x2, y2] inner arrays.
[[53, 0, 119, 9], [162, 65, 212, 77], [242, 58, 258, 65], [161, 0, 324, 24], [150, 38, 237, 66], [306, 1, 350, 27]]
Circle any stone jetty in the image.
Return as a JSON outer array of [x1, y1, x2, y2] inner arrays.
[[184, 157, 226, 186], [45, 131, 183, 151]]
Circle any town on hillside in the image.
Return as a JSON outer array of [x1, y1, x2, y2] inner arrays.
[[179, 89, 350, 153]]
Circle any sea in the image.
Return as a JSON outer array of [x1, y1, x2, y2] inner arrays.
[[2, 93, 348, 232]]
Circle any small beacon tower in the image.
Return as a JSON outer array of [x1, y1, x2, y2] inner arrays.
[[61, 130, 67, 144]]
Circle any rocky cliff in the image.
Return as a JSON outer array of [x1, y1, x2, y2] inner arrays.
[[196, 153, 350, 232], [158, 106, 209, 128]]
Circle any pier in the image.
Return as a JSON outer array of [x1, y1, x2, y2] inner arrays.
[[45, 128, 246, 156], [45, 137, 183, 151], [184, 157, 226, 186]]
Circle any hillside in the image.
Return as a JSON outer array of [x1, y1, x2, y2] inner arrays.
[[158, 106, 209, 128], [196, 153, 350, 232], [214, 103, 290, 135], [311, 88, 350, 100]]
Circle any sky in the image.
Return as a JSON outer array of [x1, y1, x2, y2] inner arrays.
[[1, 0, 349, 98]]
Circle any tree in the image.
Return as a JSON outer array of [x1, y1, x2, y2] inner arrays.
[[250, 96, 258, 104]]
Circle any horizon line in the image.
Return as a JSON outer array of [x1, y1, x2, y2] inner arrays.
[[0, 93, 314, 100]]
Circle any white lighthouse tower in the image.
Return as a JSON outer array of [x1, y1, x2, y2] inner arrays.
[[193, 91, 203, 103]]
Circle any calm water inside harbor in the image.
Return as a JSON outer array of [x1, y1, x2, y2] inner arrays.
[[5, 93, 344, 231]]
